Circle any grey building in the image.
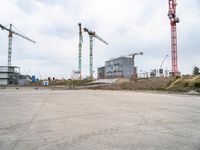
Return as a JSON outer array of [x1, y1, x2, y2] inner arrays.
[[0, 66, 20, 85], [18, 75, 31, 86], [105, 57, 135, 78], [97, 66, 105, 79]]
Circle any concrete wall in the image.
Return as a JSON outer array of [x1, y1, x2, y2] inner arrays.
[[0, 79, 8, 85], [97, 67, 105, 79], [0, 73, 9, 78], [0, 66, 15, 73], [19, 79, 30, 85], [121, 57, 134, 78]]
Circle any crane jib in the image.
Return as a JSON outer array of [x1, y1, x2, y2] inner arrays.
[[0, 24, 36, 44]]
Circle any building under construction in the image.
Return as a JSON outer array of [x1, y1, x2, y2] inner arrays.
[[98, 57, 137, 79], [0, 66, 20, 85], [0, 66, 32, 86]]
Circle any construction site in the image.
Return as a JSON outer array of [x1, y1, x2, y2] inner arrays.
[[0, 0, 200, 150]]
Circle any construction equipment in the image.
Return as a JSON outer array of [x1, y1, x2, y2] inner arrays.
[[159, 55, 169, 73], [0, 24, 36, 66], [83, 27, 108, 79], [168, 0, 180, 76], [78, 23, 83, 79]]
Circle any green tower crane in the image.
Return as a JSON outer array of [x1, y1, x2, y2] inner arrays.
[[83, 27, 108, 79], [78, 23, 83, 79], [0, 24, 35, 66]]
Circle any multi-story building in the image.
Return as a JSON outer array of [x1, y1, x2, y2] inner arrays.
[[0, 66, 20, 85], [98, 57, 136, 79]]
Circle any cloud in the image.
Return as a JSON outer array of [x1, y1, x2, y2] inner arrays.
[[0, 0, 199, 78]]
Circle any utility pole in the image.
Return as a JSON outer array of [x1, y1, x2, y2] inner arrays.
[[168, 0, 180, 76]]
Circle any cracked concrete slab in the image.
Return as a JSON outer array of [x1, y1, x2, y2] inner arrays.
[[0, 89, 200, 150]]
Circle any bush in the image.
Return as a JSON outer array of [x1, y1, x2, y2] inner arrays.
[[184, 82, 189, 87], [174, 80, 180, 85], [194, 82, 200, 88], [176, 76, 181, 79], [193, 66, 200, 75]]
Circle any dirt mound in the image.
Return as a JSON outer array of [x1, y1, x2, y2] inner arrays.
[[166, 75, 200, 92], [90, 77, 172, 90]]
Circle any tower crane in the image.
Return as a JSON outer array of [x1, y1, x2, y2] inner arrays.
[[83, 27, 108, 79], [168, 0, 180, 76], [78, 23, 83, 79], [0, 24, 36, 66]]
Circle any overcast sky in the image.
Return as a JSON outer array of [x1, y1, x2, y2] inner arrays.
[[0, 0, 199, 79]]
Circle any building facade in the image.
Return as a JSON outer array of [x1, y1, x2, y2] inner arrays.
[[104, 57, 135, 78], [97, 66, 105, 79], [0, 66, 20, 85]]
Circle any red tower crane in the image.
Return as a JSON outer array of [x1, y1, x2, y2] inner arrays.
[[168, 0, 180, 76]]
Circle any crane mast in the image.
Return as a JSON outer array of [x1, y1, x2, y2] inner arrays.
[[89, 34, 93, 78], [168, 0, 180, 76], [78, 23, 83, 79], [83, 28, 108, 79], [8, 24, 13, 66], [0, 23, 35, 66]]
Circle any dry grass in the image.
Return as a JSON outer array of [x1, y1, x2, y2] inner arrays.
[[166, 75, 200, 91], [92, 77, 172, 91]]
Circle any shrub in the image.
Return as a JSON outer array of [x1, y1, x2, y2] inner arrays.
[[174, 80, 180, 85], [193, 66, 200, 75], [194, 82, 200, 88], [184, 82, 189, 87]]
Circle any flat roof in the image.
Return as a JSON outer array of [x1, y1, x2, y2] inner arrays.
[[106, 56, 133, 62], [0, 66, 20, 68], [98, 66, 105, 69]]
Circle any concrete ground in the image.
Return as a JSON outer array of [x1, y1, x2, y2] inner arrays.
[[0, 88, 200, 150]]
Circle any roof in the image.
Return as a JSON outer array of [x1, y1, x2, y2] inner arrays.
[[0, 66, 20, 68], [106, 56, 133, 62]]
